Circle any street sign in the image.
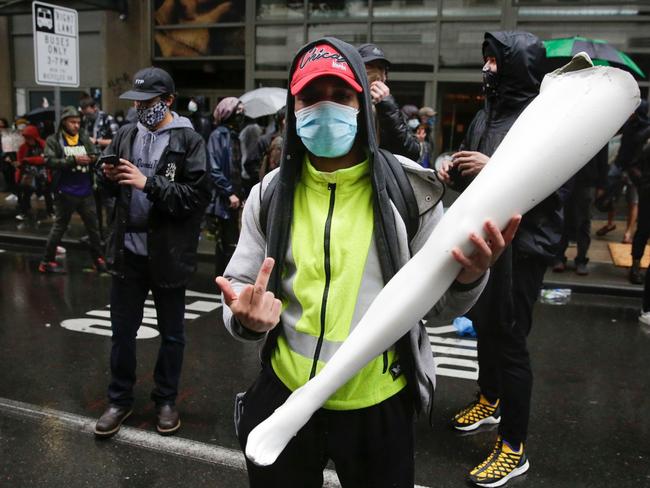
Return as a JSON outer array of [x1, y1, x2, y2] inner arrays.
[[32, 1, 79, 87]]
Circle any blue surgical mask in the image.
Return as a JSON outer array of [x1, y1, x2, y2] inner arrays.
[[295, 101, 359, 158]]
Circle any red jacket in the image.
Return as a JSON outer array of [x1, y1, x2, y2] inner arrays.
[[16, 125, 47, 183]]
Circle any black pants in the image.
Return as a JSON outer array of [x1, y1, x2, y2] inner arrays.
[[557, 184, 594, 265], [632, 189, 650, 261], [472, 251, 547, 446], [215, 216, 239, 277], [108, 251, 187, 407], [635, 190, 650, 311], [17, 183, 33, 215], [43, 192, 103, 262], [237, 367, 414, 488]]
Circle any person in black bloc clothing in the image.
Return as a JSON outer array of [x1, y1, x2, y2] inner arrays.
[[94, 67, 211, 438], [357, 42, 420, 161]]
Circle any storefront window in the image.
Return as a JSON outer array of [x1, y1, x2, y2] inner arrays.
[[153, 0, 244, 25], [255, 79, 289, 88], [437, 81, 483, 152], [518, 4, 649, 18], [372, 0, 438, 18], [256, 0, 305, 20], [520, 22, 650, 50], [256, 25, 305, 70], [154, 27, 245, 58], [308, 23, 368, 44], [372, 23, 436, 72], [439, 22, 499, 68], [308, 0, 369, 19], [442, 0, 500, 17]]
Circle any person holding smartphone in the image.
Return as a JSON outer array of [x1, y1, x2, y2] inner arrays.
[[39, 106, 106, 274], [94, 67, 211, 439]]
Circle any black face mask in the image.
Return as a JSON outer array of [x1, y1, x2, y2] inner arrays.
[[228, 113, 245, 131], [482, 68, 499, 99]]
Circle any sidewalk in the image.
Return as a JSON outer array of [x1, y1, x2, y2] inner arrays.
[[0, 191, 642, 297]]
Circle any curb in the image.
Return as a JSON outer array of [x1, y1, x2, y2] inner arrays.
[[0, 231, 216, 263], [0, 231, 642, 298]]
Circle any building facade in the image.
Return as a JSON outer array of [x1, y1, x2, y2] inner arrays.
[[1, 0, 649, 153]]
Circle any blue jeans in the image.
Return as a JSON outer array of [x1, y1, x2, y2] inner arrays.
[[108, 251, 186, 407]]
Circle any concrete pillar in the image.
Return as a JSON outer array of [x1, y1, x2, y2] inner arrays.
[[101, 0, 151, 114], [0, 17, 14, 120]]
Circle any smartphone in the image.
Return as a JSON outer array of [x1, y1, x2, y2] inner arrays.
[[99, 154, 119, 167]]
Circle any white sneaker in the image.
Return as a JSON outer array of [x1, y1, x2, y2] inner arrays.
[[56, 246, 66, 255], [639, 311, 650, 326], [5, 194, 17, 203], [15, 213, 25, 221]]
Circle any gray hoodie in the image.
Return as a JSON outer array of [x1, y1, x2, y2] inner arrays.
[[125, 113, 194, 256]]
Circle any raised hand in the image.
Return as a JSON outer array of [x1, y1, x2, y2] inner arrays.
[[216, 257, 282, 334]]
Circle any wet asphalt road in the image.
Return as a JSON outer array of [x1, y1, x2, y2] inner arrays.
[[0, 244, 649, 487]]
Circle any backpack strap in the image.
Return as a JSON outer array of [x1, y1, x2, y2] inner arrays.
[[259, 172, 280, 236], [378, 148, 420, 244]]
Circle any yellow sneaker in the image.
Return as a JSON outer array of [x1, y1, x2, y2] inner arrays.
[[451, 393, 500, 431], [468, 437, 530, 487]]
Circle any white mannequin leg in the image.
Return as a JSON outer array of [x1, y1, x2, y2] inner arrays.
[[245, 55, 640, 466]]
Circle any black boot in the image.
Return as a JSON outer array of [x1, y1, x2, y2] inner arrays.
[[629, 259, 643, 285]]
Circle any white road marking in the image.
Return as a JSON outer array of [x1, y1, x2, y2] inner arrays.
[[428, 323, 479, 381], [0, 397, 430, 488]]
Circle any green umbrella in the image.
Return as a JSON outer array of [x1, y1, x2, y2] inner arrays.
[[543, 36, 645, 78]]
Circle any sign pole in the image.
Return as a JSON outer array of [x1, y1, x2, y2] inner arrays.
[[54, 85, 61, 127]]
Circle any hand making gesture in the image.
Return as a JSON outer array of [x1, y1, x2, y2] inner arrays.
[[215, 257, 282, 333]]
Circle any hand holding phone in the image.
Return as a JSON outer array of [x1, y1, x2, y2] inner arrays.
[[99, 154, 119, 167]]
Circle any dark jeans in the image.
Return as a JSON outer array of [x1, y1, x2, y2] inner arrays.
[[557, 184, 595, 265], [237, 367, 414, 488], [17, 184, 33, 215], [108, 251, 187, 407], [215, 216, 239, 277], [632, 189, 650, 260], [635, 190, 650, 311], [474, 251, 547, 446], [44, 192, 103, 262]]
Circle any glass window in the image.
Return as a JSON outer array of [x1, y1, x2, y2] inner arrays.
[[437, 81, 484, 152], [154, 27, 245, 58], [255, 79, 289, 88], [153, 0, 244, 25], [256, 0, 305, 20], [372, 23, 436, 72], [165, 60, 246, 89], [439, 22, 499, 68], [520, 22, 650, 51], [308, 0, 369, 19], [256, 25, 305, 70], [442, 0, 501, 17], [518, 4, 650, 18], [308, 23, 368, 44], [372, 0, 438, 18]]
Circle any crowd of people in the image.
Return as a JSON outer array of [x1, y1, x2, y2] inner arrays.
[[0, 32, 649, 488]]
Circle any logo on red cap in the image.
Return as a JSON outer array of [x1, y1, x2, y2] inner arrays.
[[290, 44, 363, 95]]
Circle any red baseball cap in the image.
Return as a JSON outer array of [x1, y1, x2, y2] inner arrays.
[[290, 44, 363, 96]]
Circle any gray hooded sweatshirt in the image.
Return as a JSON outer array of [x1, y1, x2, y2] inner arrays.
[[125, 113, 194, 255]]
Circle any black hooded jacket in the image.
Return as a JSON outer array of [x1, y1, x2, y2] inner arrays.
[[453, 31, 565, 262]]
